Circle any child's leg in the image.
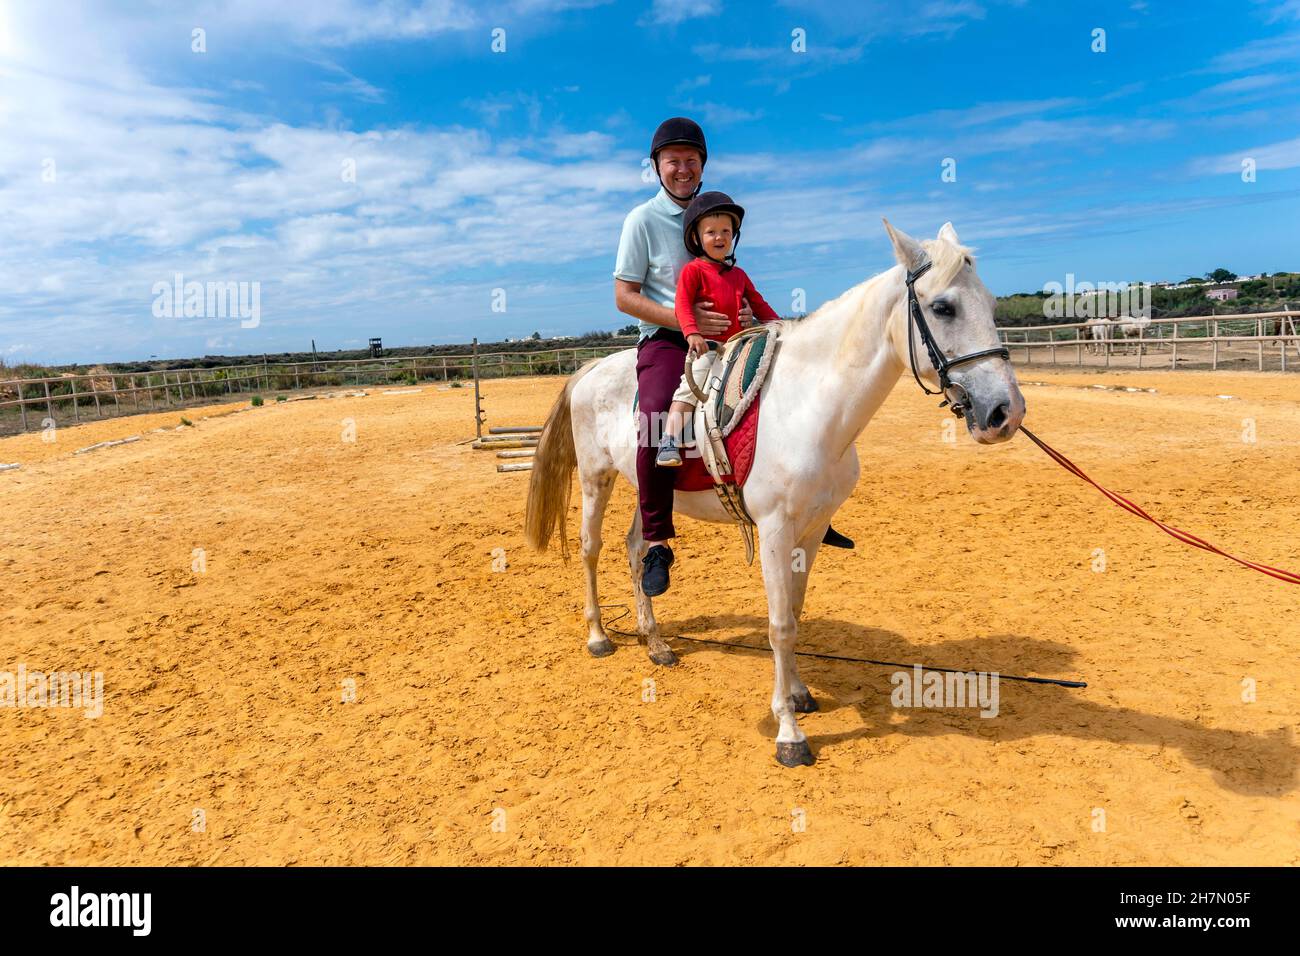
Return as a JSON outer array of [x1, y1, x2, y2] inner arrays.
[[663, 400, 695, 441]]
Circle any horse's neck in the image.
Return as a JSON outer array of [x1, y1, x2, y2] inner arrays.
[[770, 269, 908, 458]]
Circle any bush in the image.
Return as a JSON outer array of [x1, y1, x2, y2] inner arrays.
[[250, 395, 264, 407], [276, 394, 287, 402]]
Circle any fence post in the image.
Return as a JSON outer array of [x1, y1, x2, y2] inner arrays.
[[18, 383, 28, 431], [69, 375, 80, 421], [1169, 323, 1175, 370], [92, 374, 102, 416], [43, 379, 53, 422]]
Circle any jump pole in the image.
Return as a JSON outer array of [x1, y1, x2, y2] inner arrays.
[[472, 337, 484, 439]]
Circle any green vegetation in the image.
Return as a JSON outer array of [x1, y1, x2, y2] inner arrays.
[[250, 395, 264, 407], [995, 272, 1300, 328]]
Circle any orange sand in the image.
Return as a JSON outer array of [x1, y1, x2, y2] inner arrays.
[[1, 369, 1297, 865]]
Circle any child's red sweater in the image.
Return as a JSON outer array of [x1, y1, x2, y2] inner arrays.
[[675, 258, 780, 341]]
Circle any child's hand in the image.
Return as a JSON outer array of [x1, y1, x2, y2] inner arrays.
[[687, 334, 708, 358]]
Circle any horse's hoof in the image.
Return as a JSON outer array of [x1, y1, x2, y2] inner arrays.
[[775, 740, 815, 767], [648, 646, 678, 667], [792, 691, 819, 713], [587, 638, 616, 658]]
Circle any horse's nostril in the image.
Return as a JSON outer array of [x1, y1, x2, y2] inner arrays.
[[986, 402, 1009, 430]]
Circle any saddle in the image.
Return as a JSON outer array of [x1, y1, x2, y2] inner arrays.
[[678, 323, 781, 564]]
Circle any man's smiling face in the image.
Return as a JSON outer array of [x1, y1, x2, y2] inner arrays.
[[656, 145, 702, 201]]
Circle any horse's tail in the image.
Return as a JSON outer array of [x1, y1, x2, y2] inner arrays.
[[524, 358, 603, 561]]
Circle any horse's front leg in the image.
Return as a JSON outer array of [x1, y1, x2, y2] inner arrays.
[[759, 517, 814, 767], [786, 523, 827, 714]]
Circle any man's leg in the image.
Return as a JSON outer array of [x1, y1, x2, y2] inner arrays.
[[635, 336, 686, 545]]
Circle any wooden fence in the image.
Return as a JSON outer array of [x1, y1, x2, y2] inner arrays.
[[4, 310, 1298, 433], [0, 347, 628, 434], [996, 310, 1300, 371]]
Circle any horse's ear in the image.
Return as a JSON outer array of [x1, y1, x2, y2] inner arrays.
[[938, 221, 960, 245], [882, 218, 925, 272]]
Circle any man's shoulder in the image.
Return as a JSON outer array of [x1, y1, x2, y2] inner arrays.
[[622, 194, 661, 227]]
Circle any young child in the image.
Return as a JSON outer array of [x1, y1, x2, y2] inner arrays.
[[656, 191, 780, 467]]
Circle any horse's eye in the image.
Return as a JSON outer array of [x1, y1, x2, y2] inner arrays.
[[932, 300, 956, 317]]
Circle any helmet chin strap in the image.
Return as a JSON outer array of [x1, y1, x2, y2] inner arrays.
[[701, 240, 737, 272]]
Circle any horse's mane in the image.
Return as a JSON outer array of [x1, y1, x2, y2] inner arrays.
[[781, 236, 974, 345]]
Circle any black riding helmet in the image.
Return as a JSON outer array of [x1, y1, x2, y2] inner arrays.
[[683, 191, 744, 271], [650, 117, 707, 201]]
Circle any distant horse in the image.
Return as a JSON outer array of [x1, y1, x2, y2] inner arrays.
[[1082, 317, 1117, 354], [1114, 314, 1152, 353], [525, 221, 1026, 767]]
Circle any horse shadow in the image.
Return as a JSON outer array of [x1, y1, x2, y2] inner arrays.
[[668, 613, 1295, 797]]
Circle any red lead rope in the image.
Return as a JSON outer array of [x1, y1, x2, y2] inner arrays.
[[1018, 425, 1300, 585]]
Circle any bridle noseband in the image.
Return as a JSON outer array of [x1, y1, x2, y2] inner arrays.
[[905, 260, 1011, 418]]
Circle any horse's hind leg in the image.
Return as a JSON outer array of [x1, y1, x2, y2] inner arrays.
[[580, 469, 617, 657], [626, 509, 675, 666]]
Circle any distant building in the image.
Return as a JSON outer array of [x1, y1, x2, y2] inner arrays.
[[1206, 288, 1238, 301]]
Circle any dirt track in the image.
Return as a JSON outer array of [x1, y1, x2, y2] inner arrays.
[[1, 369, 1298, 865]]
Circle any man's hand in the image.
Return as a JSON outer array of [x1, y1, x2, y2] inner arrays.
[[691, 299, 731, 337], [686, 333, 708, 359], [739, 298, 756, 328]]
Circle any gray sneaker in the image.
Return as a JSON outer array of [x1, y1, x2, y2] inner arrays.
[[656, 435, 683, 467]]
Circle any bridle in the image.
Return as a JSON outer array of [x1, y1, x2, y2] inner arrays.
[[905, 259, 1010, 418]]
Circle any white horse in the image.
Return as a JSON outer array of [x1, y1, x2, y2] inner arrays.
[[525, 220, 1026, 767], [1115, 314, 1153, 353], [1083, 316, 1117, 354]]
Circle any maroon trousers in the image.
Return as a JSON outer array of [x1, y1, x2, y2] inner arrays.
[[635, 331, 688, 541]]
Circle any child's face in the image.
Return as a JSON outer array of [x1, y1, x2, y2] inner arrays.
[[697, 213, 734, 260]]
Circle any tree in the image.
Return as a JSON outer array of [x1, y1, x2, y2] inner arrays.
[[617, 324, 638, 336], [1206, 268, 1237, 283], [530, 331, 541, 341]]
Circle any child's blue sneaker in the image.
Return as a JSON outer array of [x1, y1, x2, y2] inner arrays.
[[656, 435, 683, 468]]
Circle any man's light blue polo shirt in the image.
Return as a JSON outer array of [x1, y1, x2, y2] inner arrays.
[[613, 187, 693, 342]]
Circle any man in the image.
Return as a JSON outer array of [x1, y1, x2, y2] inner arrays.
[[613, 117, 852, 598]]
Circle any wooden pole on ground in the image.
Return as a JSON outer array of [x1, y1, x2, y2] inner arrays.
[[472, 337, 483, 439]]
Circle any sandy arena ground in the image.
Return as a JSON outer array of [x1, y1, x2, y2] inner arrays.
[[1, 367, 1298, 866]]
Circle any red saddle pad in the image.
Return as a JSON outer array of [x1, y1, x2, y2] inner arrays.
[[672, 399, 761, 492]]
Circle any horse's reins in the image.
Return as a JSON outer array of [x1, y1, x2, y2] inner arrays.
[[906, 258, 1300, 585]]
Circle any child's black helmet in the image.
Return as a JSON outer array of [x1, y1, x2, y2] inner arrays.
[[683, 191, 745, 264]]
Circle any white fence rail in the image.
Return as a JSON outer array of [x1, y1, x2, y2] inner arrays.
[[4, 310, 1298, 434]]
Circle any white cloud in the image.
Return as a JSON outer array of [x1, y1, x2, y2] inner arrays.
[[1188, 135, 1300, 175], [641, 0, 721, 26]]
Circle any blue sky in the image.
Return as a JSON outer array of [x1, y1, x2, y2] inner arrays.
[[1, 0, 1298, 364]]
